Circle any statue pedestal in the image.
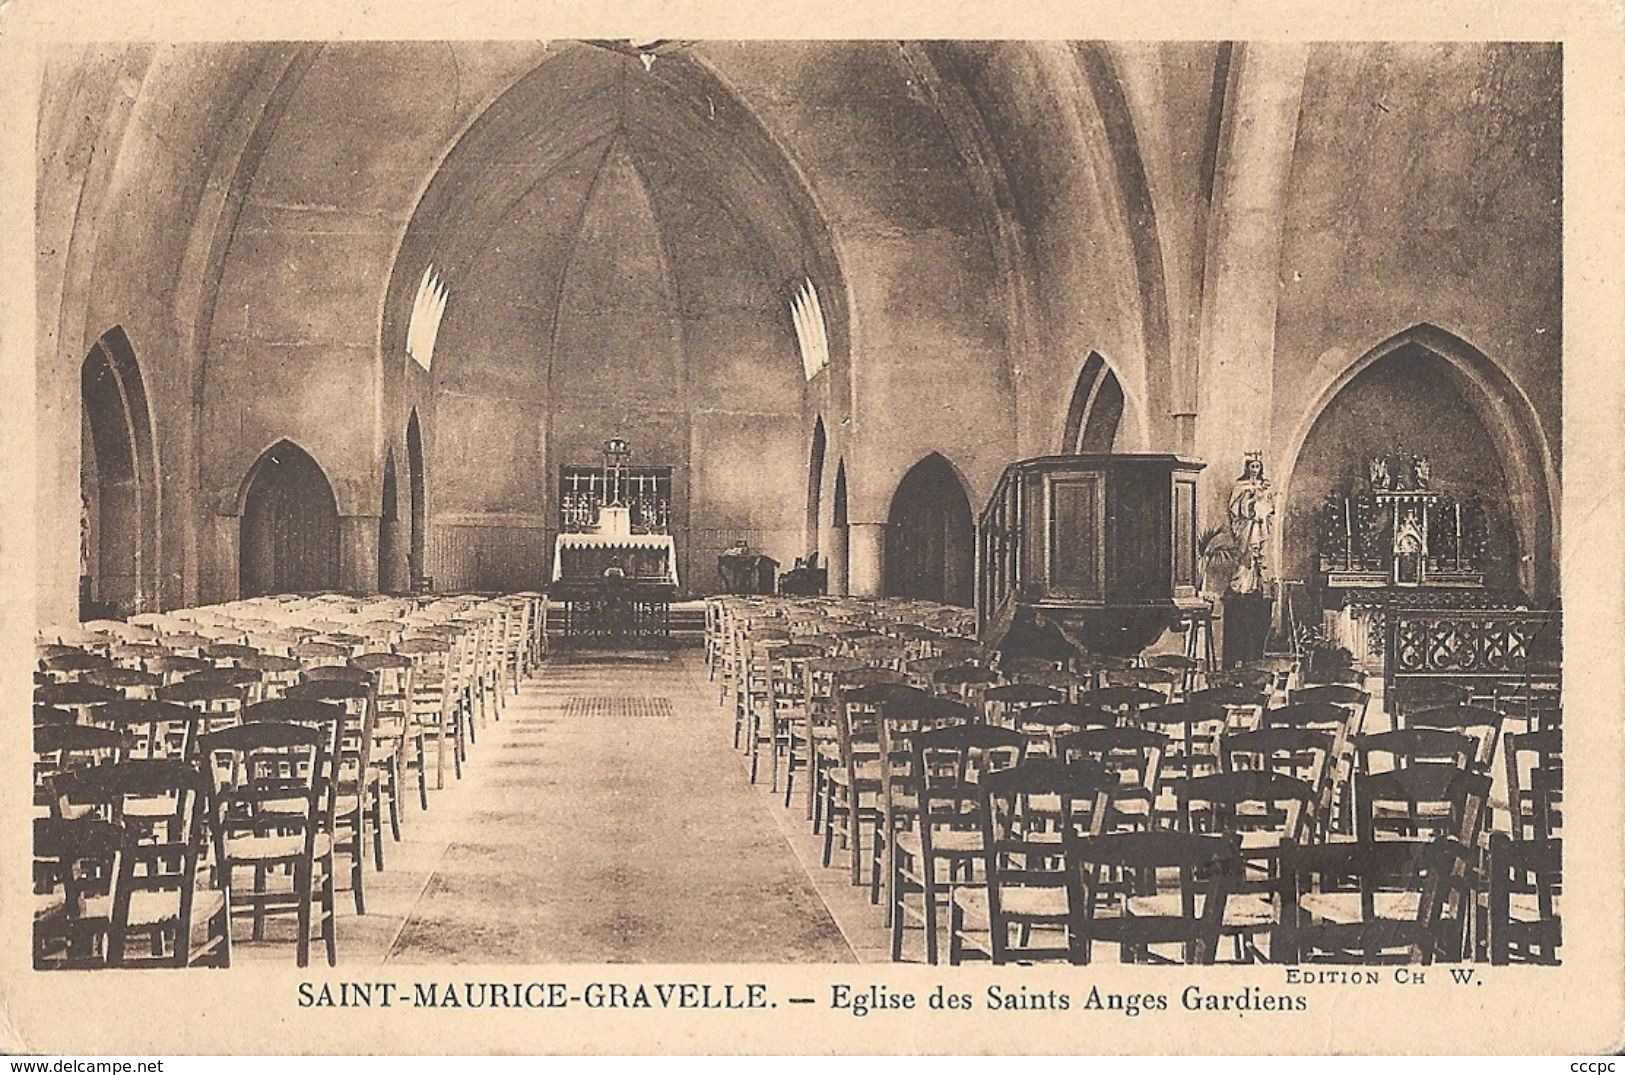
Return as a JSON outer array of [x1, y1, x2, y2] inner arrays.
[[1221, 591, 1273, 667]]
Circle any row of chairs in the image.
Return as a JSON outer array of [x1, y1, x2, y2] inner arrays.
[[707, 595, 1562, 966], [33, 591, 548, 969]]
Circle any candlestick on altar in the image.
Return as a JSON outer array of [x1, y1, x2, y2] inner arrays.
[[1345, 496, 1353, 569], [1462, 503, 1475, 571]]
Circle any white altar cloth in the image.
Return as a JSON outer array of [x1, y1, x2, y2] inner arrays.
[[550, 530, 678, 587]]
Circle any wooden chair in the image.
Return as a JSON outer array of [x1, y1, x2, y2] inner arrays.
[[765, 643, 822, 793], [799, 656, 867, 826], [1354, 728, 1479, 842], [292, 640, 351, 670], [398, 636, 463, 790], [1487, 832, 1561, 965], [932, 664, 999, 712], [40, 651, 115, 682], [1147, 652, 1200, 696], [200, 718, 339, 967], [34, 724, 126, 815], [33, 816, 124, 968], [109, 642, 166, 669], [1078, 685, 1165, 725], [734, 629, 789, 754], [1135, 701, 1229, 821], [1504, 728, 1562, 842], [824, 680, 919, 884], [893, 723, 1027, 963], [91, 699, 200, 764], [1288, 683, 1371, 730], [1404, 704, 1506, 774], [703, 597, 727, 680], [82, 666, 163, 700], [240, 652, 303, 699], [48, 760, 230, 968], [1187, 685, 1270, 736], [1176, 770, 1318, 961], [34, 681, 120, 724], [950, 759, 1116, 965], [1071, 829, 1243, 965], [1264, 700, 1364, 835], [156, 631, 212, 656], [981, 682, 1066, 728], [1278, 836, 1472, 964], [245, 630, 302, 657], [156, 678, 246, 739], [741, 636, 790, 782], [470, 603, 510, 721], [1221, 726, 1335, 839], [287, 680, 381, 909], [353, 652, 425, 820], [182, 666, 266, 706], [33, 704, 76, 727], [1102, 665, 1183, 702], [203, 642, 262, 666], [1055, 726, 1166, 833], [499, 597, 533, 691], [871, 692, 974, 920], [308, 662, 411, 840], [1013, 703, 1117, 757], [1212, 666, 1275, 697], [1390, 680, 1473, 722]]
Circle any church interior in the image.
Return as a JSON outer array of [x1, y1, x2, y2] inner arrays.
[[33, 40, 1562, 969]]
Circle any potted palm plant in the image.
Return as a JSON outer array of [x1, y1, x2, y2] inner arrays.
[[1197, 525, 1242, 603]]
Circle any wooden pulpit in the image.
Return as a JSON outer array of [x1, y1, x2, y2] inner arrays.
[[978, 453, 1206, 657]]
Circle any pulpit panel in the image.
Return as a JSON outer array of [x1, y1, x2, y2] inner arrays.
[[1047, 473, 1103, 599]]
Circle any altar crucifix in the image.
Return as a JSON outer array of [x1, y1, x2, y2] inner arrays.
[[603, 436, 631, 508]]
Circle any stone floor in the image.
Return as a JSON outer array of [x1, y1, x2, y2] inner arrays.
[[235, 646, 867, 966], [221, 646, 1523, 968]]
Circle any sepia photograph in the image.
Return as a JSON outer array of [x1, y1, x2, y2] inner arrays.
[[4, 0, 1622, 1057]]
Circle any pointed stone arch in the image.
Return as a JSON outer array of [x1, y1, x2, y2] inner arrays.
[[884, 453, 975, 607], [238, 439, 340, 597], [1061, 351, 1145, 453], [80, 326, 161, 616], [1276, 323, 1558, 600], [406, 408, 427, 588], [806, 416, 827, 562]]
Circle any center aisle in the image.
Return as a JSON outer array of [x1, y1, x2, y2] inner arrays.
[[386, 648, 856, 963]]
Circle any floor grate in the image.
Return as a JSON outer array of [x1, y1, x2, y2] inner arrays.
[[562, 696, 676, 719]]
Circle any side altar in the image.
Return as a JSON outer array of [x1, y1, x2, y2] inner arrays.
[[1311, 451, 1510, 666], [549, 438, 678, 641]]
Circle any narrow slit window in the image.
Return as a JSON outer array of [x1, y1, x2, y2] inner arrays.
[[790, 277, 830, 381], [407, 266, 449, 371]]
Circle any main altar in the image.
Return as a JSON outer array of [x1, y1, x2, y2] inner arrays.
[[549, 438, 678, 641]]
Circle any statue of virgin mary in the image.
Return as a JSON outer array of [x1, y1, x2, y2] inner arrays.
[[1228, 452, 1276, 594]]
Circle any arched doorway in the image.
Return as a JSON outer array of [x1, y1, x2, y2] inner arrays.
[[884, 453, 975, 606], [239, 440, 340, 597], [1062, 352, 1128, 453], [80, 327, 159, 618], [1281, 333, 1543, 599], [829, 460, 850, 596], [806, 417, 826, 563], [406, 409, 426, 588], [379, 450, 402, 592]]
